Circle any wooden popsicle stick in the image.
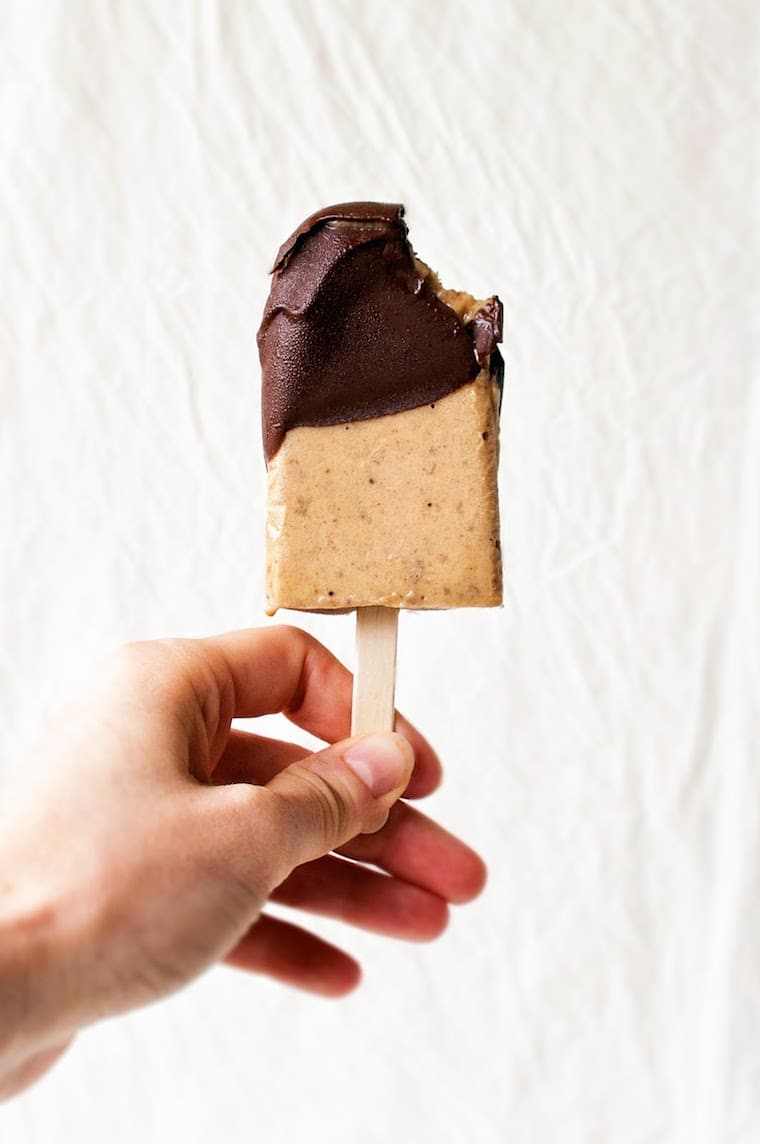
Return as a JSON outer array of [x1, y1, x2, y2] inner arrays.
[[351, 606, 399, 736]]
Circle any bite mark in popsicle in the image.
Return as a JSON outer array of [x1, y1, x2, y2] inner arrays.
[[258, 202, 504, 616]]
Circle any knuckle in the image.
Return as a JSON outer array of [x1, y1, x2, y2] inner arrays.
[[291, 765, 354, 843], [110, 638, 204, 705], [226, 781, 271, 820], [271, 623, 303, 641], [111, 638, 180, 680], [111, 639, 152, 673], [271, 623, 310, 653], [213, 784, 283, 896]]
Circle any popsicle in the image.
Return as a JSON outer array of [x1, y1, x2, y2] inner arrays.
[[258, 202, 503, 731]]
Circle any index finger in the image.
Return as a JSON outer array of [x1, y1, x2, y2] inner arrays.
[[200, 625, 442, 796]]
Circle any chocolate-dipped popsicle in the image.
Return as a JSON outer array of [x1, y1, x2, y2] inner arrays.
[[258, 202, 503, 614]]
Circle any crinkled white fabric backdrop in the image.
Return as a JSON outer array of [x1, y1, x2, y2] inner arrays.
[[1, 1, 757, 1141]]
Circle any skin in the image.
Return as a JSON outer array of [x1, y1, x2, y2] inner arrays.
[[0, 626, 486, 1101]]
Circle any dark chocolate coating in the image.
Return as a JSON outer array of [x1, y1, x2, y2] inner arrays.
[[258, 202, 502, 461]]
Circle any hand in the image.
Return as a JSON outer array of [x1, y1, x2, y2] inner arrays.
[[0, 626, 485, 1099]]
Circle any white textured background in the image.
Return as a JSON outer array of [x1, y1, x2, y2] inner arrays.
[[1, 1, 757, 1141]]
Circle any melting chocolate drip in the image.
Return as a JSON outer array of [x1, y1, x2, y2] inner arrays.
[[258, 202, 502, 461]]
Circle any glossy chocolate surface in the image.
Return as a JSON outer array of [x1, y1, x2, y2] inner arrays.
[[259, 202, 502, 460]]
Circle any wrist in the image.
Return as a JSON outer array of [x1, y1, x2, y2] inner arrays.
[[0, 853, 76, 1070]]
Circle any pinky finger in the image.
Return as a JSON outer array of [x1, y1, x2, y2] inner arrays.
[[223, 914, 361, 998]]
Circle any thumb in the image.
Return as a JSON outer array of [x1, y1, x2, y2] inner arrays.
[[263, 732, 414, 875]]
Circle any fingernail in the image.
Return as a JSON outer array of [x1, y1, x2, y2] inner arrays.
[[343, 733, 414, 798]]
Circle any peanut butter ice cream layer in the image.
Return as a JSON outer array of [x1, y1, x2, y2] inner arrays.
[[266, 371, 501, 612]]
